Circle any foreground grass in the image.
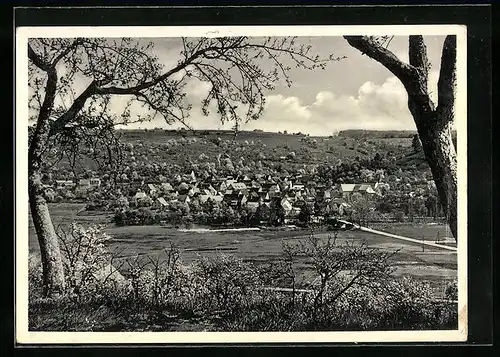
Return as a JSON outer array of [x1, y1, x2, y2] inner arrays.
[[29, 298, 215, 332], [29, 291, 458, 332]]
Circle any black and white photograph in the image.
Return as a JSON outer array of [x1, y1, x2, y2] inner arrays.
[[16, 24, 468, 344]]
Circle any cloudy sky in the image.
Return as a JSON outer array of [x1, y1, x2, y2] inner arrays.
[[51, 35, 447, 136]]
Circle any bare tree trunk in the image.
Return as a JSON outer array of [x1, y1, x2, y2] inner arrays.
[[29, 170, 65, 296], [344, 35, 458, 240], [413, 112, 457, 239], [28, 47, 66, 296]]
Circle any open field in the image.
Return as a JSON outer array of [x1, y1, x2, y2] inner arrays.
[[28, 203, 457, 294], [370, 222, 455, 242]]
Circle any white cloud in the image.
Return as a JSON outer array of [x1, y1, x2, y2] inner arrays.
[[184, 78, 212, 101], [124, 75, 422, 135], [242, 75, 419, 135]]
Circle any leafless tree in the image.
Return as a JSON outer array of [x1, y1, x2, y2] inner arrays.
[[344, 35, 458, 240], [28, 36, 340, 296], [297, 233, 397, 320]]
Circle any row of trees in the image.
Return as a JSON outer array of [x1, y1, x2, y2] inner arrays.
[[113, 197, 316, 228]]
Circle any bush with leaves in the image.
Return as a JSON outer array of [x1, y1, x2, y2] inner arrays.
[[113, 207, 158, 226]]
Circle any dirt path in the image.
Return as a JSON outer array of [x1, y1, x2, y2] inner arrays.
[[354, 225, 457, 252]]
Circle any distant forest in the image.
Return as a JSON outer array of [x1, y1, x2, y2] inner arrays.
[[338, 129, 458, 140], [115, 128, 458, 142], [338, 130, 416, 139]]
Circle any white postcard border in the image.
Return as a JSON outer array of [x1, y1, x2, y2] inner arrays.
[[15, 24, 468, 344]]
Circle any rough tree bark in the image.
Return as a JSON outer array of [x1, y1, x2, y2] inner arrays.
[[344, 35, 457, 240], [28, 46, 66, 296]]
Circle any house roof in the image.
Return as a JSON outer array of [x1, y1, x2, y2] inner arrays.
[[340, 184, 356, 192], [199, 195, 210, 203], [162, 183, 174, 191], [212, 195, 223, 202], [157, 197, 168, 206], [178, 194, 189, 202], [281, 198, 293, 210], [247, 196, 261, 203], [148, 184, 157, 191], [339, 183, 376, 193], [251, 181, 262, 188], [230, 182, 247, 190]]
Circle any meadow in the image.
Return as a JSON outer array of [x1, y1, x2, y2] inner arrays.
[[28, 203, 457, 294]]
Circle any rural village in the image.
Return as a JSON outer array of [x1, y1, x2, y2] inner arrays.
[[40, 129, 447, 232]]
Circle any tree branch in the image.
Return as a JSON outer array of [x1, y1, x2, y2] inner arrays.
[[409, 35, 430, 76], [94, 46, 219, 95], [28, 61, 59, 171], [48, 45, 208, 137], [343, 36, 419, 82], [345, 35, 437, 118], [436, 35, 456, 121], [28, 44, 51, 72], [49, 81, 98, 135], [51, 38, 83, 67]]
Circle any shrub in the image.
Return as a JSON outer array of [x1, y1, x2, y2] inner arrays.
[[364, 277, 458, 330], [28, 254, 43, 300], [29, 230, 457, 332], [445, 279, 458, 301], [114, 208, 158, 226], [294, 234, 396, 321], [193, 254, 264, 315], [392, 210, 405, 222], [57, 224, 129, 301]]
